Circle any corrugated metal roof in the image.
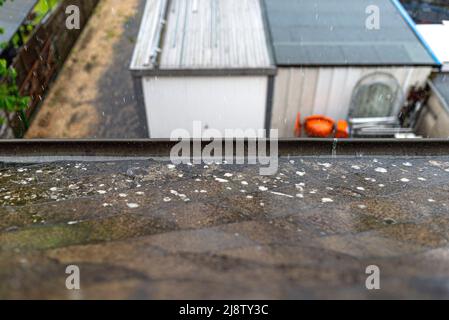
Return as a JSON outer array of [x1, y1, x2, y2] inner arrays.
[[131, 0, 275, 75], [0, 0, 37, 47], [263, 0, 438, 66]]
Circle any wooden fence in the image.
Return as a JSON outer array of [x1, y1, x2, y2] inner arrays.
[[7, 0, 100, 137]]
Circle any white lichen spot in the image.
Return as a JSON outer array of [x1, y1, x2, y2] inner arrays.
[[358, 204, 367, 209], [296, 171, 306, 176], [356, 187, 365, 191], [136, 191, 145, 196], [241, 181, 249, 186], [246, 195, 254, 199], [258, 186, 268, 192], [97, 190, 107, 195], [375, 167, 388, 173], [224, 173, 233, 178], [378, 184, 385, 188], [296, 194, 304, 198], [270, 191, 294, 198], [403, 162, 413, 167], [119, 193, 127, 198], [215, 178, 228, 183], [351, 165, 361, 170], [400, 178, 410, 183], [163, 197, 171, 202], [418, 177, 427, 181], [67, 221, 79, 225], [428, 199, 436, 203], [318, 163, 332, 168], [167, 164, 176, 170], [127, 203, 140, 209], [322, 198, 334, 203]]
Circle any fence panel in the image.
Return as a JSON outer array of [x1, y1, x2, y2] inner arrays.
[[6, 0, 100, 137]]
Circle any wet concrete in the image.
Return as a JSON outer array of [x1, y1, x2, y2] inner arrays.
[[1, 156, 449, 299]]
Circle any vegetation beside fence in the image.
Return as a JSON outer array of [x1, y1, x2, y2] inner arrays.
[[3, 0, 100, 137]]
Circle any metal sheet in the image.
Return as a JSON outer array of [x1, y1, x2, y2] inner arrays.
[[131, 0, 275, 75]]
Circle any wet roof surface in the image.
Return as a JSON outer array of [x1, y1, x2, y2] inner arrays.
[[0, 0, 37, 47], [263, 0, 437, 66], [1, 155, 449, 299]]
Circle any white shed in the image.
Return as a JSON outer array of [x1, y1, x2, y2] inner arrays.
[[131, 0, 440, 139], [130, 0, 275, 138], [264, 0, 440, 137]]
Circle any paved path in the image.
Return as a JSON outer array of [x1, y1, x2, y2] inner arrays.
[[26, 0, 148, 138]]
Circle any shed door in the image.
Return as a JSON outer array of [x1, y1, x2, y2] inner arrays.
[[142, 76, 268, 138]]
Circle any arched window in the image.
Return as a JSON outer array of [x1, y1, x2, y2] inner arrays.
[[349, 72, 403, 119]]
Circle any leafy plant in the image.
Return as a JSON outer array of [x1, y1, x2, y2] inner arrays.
[[0, 60, 30, 128], [0, 0, 30, 131]]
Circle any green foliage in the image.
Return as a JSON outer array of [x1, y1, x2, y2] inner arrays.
[[0, 60, 30, 125], [0, 0, 30, 130]]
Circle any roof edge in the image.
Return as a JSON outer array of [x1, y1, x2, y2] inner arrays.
[[131, 67, 278, 77]]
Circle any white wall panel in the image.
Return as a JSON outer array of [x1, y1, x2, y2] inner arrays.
[[143, 76, 268, 138]]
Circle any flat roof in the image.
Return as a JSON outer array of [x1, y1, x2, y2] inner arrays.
[[0, 0, 38, 51], [2, 140, 449, 299], [130, 0, 275, 76], [263, 0, 438, 66]]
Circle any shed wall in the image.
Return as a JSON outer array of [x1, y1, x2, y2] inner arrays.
[[271, 67, 432, 137], [142, 76, 268, 138], [416, 81, 449, 138]]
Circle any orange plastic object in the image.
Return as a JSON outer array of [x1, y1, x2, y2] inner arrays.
[[335, 120, 349, 138], [304, 115, 335, 138], [294, 112, 302, 137]]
